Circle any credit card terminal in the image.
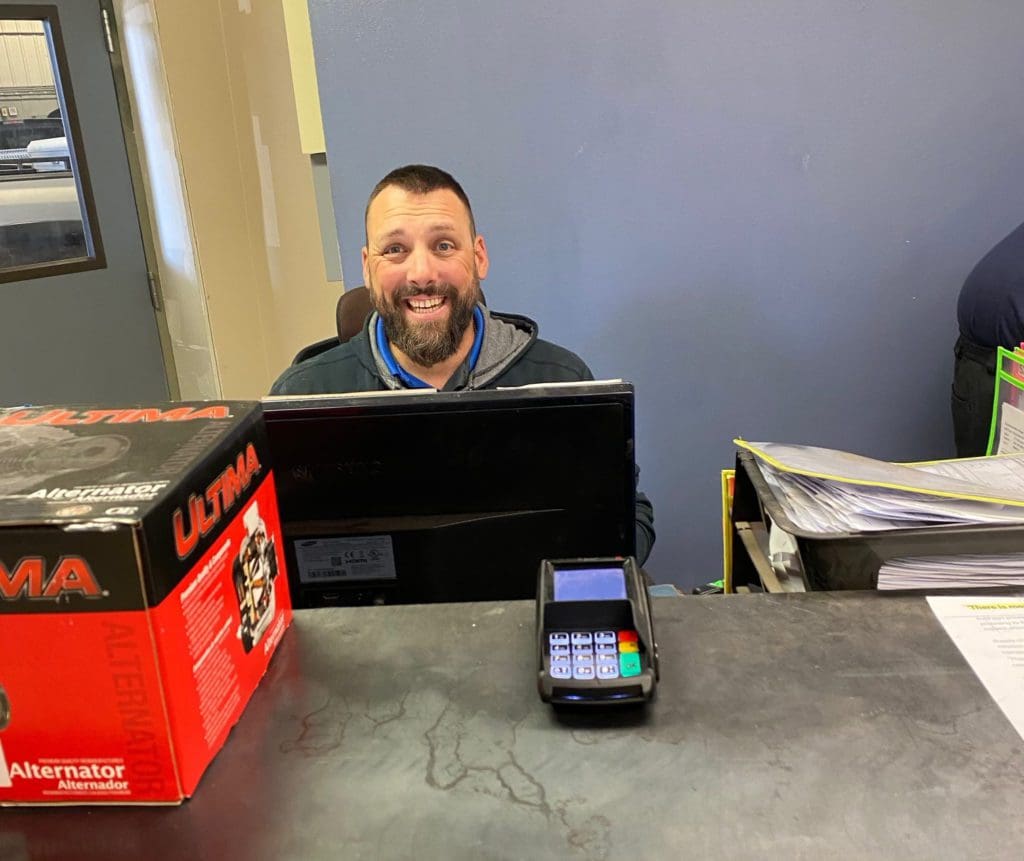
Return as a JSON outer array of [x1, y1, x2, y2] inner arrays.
[[536, 557, 658, 705]]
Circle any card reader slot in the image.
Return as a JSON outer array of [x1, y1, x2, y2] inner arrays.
[[551, 685, 644, 702]]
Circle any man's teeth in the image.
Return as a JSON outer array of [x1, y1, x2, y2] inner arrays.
[[408, 297, 444, 311]]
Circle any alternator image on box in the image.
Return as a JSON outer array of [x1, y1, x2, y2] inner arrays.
[[0, 402, 293, 806], [233, 502, 280, 654], [0, 424, 131, 496]]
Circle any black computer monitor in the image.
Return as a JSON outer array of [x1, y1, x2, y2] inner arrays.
[[261, 382, 636, 607]]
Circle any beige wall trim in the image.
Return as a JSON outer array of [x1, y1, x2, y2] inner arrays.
[[312, 153, 343, 283], [282, 0, 326, 155]]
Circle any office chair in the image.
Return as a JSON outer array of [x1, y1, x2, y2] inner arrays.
[[290, 286, 374, 364], [291, 285, 486, 365]]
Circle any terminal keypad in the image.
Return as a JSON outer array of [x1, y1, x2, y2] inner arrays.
[[547, 630, 642, 680]]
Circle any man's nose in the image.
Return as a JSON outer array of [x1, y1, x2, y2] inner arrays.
[[404, 245, 437, 287]]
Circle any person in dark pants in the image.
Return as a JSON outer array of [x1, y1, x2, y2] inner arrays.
[[954, 220, 1024, 457]]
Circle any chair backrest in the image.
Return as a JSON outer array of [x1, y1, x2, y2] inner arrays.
[[290, 336, 337, 365], [336, 285, 374, 343], [290, 286, 371, 365]]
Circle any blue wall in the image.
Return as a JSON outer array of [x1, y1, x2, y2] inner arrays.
[[309, 0, 1024, 589]]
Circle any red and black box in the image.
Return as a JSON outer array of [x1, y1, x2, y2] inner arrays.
[[0, 402, 292, 805]]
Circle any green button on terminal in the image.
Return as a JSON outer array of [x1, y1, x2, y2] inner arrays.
[[619, 652, 642, 677]]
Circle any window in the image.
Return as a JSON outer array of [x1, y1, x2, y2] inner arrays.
[[0, 5, 104, 281]]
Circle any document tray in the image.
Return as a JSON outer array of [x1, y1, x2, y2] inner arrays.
[[730, 451, 1024, 591]]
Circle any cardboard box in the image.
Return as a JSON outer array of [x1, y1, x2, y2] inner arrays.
[[0, 402, 292, 805]]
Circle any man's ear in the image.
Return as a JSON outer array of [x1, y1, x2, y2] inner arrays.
[[474, 235, 489, 280], [361, 246, 370, 286]]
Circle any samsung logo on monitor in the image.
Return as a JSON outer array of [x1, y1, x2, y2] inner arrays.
[[289, 460, 385, 481], [332, 460, 384, 478]]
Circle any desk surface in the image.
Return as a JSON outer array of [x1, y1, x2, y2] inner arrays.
[[3, 593, 1024, 860]]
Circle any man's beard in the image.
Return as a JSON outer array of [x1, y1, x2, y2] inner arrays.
[[372, 279, 481, 367]]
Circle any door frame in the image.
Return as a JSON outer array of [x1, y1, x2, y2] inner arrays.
[[98, 0, 179, 398]]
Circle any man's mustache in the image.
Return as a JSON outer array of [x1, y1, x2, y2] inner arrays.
[[390, 284, 457, 302]]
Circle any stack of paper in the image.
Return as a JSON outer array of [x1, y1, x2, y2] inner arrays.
[[740, 441, 1024, 535], [879, 553, 1024, 590], [738, 440, 1024, 590]]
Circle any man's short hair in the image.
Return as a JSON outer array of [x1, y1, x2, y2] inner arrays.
[[365, 164, 476, 238]]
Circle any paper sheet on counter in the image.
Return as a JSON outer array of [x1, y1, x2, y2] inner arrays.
[[928, 595, 1024, 741]]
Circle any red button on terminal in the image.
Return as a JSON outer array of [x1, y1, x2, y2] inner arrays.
[[617, 629, 638, 643]]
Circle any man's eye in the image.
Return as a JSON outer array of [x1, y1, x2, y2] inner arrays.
[[436, 241, 455, 252], [383, 245, 404, 255]]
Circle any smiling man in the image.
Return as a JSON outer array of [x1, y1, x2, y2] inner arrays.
[[270, 165, 654, 562]]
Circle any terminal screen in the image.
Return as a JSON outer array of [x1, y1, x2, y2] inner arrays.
[[553, 567, 627, 602]]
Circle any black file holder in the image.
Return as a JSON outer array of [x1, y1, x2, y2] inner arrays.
[[730, 450, 1024, 592]]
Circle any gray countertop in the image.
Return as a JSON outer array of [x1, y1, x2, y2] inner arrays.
[[3, 592, 1024, 860]]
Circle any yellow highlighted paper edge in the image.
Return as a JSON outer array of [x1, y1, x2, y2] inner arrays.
[[734, 439, 1024, 509]]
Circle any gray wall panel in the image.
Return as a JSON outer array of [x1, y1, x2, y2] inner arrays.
[[309, 0, 1024, 588]]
